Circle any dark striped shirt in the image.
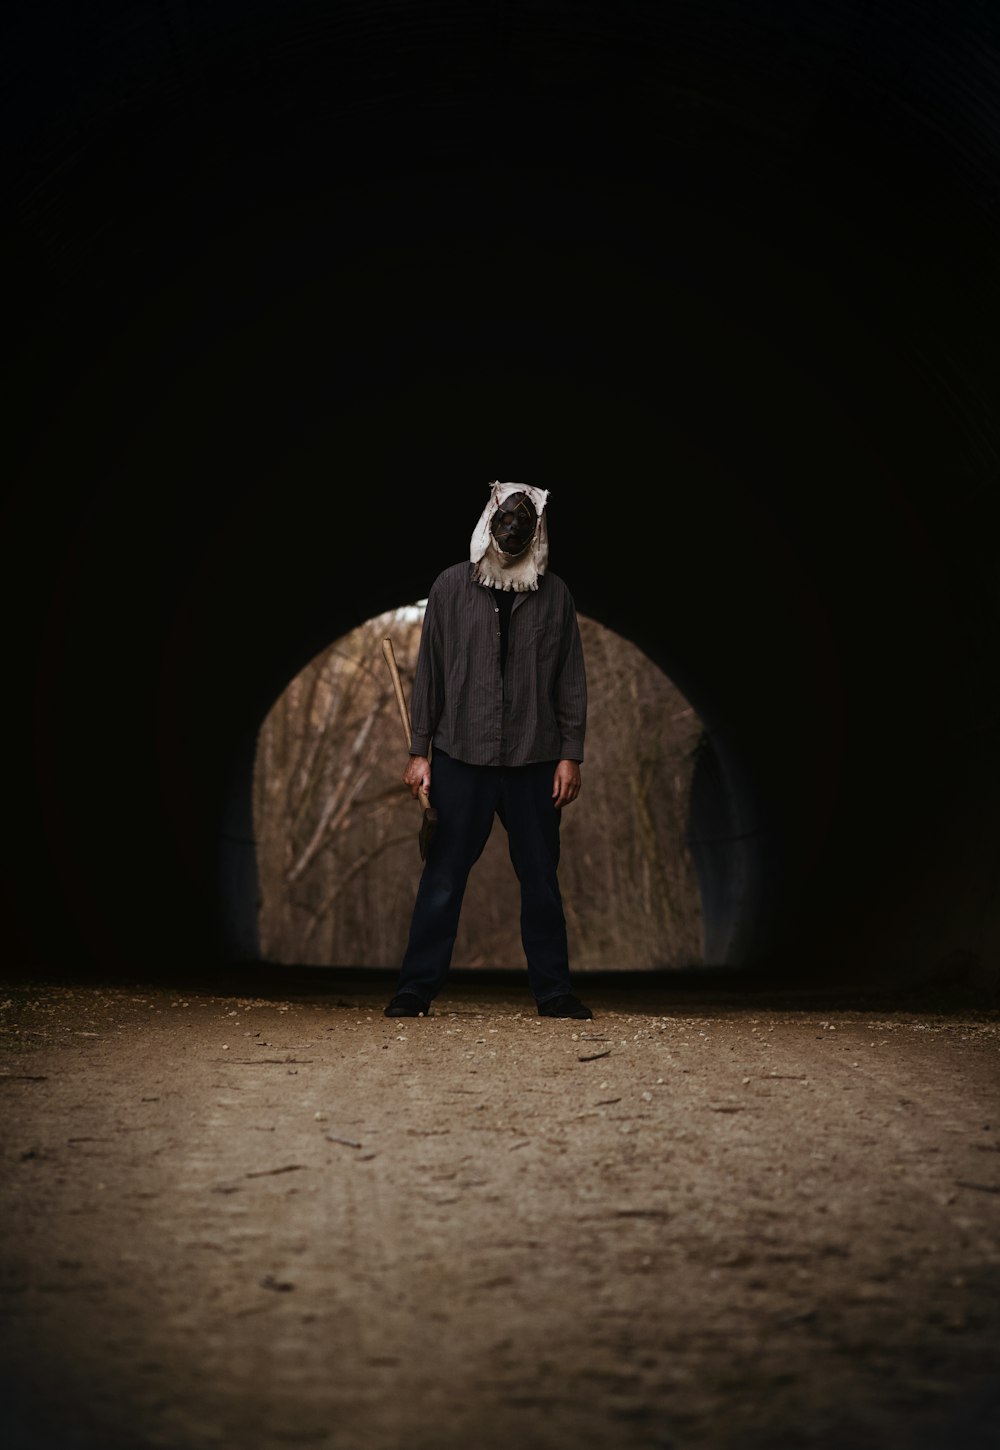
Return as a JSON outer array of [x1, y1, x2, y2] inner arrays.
[[409, 562, 587, 766]]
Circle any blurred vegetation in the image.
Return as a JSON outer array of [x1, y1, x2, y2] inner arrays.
[[253, 605, 704, 970]]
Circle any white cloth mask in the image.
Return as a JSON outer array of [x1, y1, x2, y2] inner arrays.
[[470, 481, 550, 591]]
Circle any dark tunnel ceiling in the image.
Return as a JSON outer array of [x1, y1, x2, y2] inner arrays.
[[5, 1, 1000, 988]]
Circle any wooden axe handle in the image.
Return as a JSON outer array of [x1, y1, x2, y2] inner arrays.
[[381, 637, 431, 811], [381, 637, 412, 743]]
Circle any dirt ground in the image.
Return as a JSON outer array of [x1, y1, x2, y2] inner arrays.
[[1, 973, 999, 1450]]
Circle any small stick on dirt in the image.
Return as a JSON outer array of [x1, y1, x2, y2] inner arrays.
[[954, 1179, 1000, 1195], [222, 1058, 315, 1065], [325, 1135, 362, 1148], [579, 1049, 612, 1061], [259, 1274, 295, 1292], [245, 1164, 307, 1178], [0, 1075, 49, 1082]]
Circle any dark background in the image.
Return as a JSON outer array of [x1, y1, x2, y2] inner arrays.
[[4, 1, 999, 991]]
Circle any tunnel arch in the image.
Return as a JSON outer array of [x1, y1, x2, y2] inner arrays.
[[233, 600, 714, 972]]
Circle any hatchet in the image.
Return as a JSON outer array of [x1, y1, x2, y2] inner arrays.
[[381, 637, 439, 860]]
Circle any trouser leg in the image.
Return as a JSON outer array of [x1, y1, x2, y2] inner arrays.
[[394, 752, 499, 1005], [496, 759, 572, 1004]]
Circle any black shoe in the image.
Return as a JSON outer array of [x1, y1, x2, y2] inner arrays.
[[383, 992, 430, 1018], [537, 993, 593, 1019]]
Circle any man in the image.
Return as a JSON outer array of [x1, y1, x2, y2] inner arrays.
[[384, 480, 592, 1019]]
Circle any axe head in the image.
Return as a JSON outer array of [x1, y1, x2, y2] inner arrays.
[[418, 806, 439, 861]]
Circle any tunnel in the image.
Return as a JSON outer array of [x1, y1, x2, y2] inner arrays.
[[249, 603, 705, 971], [6, 0, 999, 999]]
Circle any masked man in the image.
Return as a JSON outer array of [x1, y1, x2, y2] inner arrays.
[[384, 481, 592, 1019]]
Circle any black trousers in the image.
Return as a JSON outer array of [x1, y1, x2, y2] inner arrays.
[[394, 750, 572, 1007]]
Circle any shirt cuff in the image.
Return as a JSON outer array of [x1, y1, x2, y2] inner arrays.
[[410, 733, 431, 757], [559, 740, 584, 762]]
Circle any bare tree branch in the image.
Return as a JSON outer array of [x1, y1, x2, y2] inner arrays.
[[301, 832, 414, 941], [286, 706, 379, 884]]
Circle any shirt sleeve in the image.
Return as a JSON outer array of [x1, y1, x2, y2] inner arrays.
[[554, 590, 587, 762], [408, 578, 445, 756]]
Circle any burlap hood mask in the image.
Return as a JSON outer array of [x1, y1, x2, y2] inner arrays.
[[470, 481, 550, 592]]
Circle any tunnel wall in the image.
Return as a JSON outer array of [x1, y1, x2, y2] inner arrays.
[[6, 1, 1000, 992]]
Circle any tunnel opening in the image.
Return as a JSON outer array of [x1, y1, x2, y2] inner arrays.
[[239, 601, 714, 975]]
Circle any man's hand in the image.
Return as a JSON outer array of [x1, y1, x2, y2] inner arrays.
[[552, 759, 581, 808], [404, 755, 431, 800]]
